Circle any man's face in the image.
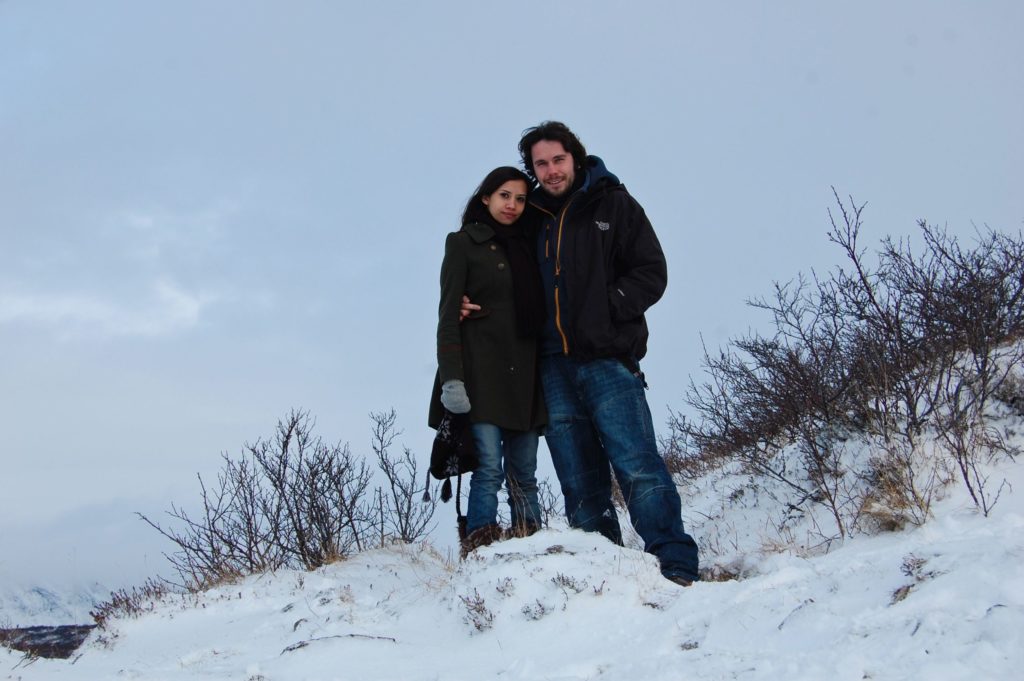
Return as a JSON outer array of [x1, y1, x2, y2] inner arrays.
[[531, 139, 575, 198]]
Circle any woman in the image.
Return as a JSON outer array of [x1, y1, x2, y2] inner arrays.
[[429, 166, 547, 556]]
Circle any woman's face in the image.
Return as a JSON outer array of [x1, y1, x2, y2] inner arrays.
[[482, 179, 528, 225]]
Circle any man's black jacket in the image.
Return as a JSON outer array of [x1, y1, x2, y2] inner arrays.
[[532, 155, 667, 362]]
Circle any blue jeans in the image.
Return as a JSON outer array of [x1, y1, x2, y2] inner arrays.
[[466, 423, 542, 534], [540, 355, 699, 581]]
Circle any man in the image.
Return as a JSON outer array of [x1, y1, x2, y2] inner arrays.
[[464, 122, 700, 585]]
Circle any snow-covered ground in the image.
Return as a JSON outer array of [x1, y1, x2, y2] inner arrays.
[[4, 447, 1022, 680]]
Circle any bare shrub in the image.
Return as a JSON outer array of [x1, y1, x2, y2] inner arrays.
[[522, 600, 551, 620], [369, 409, 437, 543], [141, 409, 437, 591], [459, 589, 494, 632], [495, 577, 515, 597], [936, 389, 1018, 517], [662, 410, 732, 482], [550, 573, 587, 594], [672, 190, 1024, 539], [536, 478, 561, 527], [90, 579, 174, 629]]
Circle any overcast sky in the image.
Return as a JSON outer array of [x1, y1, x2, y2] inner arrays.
[[2, 1, 1022, 590]]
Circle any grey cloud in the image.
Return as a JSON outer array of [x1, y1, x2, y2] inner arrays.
[[0, 280, 215, 339]]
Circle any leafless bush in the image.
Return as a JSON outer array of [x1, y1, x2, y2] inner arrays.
[[673, 274, 857, 538], [495, 577, 515, 597], [521, 599, 551, 620], [370, 409, 437, 543], [459, 589, 494, 632], [550, 573, 587, 594], [662, 409, 735, 482], [140, 409, 436, 591], [840, 209, 1024, 521], [536, 478, 561, 527], [672, 190, 1024, 536], [90, 579, 174, 629], [934, 349, 1021, 517]]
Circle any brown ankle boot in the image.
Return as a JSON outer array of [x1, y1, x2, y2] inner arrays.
[[506, 521, 540, 539], [460, 523, 503, 559]]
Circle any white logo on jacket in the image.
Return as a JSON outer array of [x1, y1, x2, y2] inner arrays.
[[594, 220, 610, 231]]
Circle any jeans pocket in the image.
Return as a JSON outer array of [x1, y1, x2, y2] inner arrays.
[[544, 413, 574, 438]]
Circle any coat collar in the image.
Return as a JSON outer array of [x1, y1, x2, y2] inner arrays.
[[462, 221, 495, 243]]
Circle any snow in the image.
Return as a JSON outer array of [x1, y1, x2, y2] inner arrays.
[[6, 368, 1024, 680], [4, 450, 1023, 680]]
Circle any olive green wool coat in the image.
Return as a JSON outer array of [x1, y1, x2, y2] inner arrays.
[[429, 222, 546, 432]]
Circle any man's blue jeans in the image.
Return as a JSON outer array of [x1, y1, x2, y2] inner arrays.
[[540, 355, 699, 581], [466, 423, 542, 534]]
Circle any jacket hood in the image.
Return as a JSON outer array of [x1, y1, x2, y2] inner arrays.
[[579, 155, 620, 194]]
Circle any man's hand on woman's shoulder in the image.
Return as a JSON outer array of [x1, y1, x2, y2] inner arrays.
[[460, 295, 481, 322]]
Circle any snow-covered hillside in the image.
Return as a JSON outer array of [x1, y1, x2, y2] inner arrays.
[[4, 451, 1023, 680]]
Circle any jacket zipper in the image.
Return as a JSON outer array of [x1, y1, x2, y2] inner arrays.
[[553, 196, 576, 355]]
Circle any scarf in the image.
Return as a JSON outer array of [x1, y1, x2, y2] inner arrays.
[[485, 216, 546, 338]]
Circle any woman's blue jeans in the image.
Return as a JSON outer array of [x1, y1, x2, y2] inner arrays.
[[540, 355, 699, 581], [466, 423, 542, 534]]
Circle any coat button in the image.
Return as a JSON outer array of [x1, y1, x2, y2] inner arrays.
[[490, 244, 497, 251], [508, 365, 517, 373], [497, 262, 506, 270]]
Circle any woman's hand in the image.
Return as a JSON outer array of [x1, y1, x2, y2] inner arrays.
[[440, 380, 471, 413]]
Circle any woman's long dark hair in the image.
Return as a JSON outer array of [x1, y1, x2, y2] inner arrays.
[[461, 166, 532, 226]]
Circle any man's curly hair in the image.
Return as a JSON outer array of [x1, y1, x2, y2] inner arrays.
[[518, 121, 587, 179]]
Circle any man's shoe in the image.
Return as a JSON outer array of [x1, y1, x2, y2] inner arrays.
[[665, 574, 693, 587]]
